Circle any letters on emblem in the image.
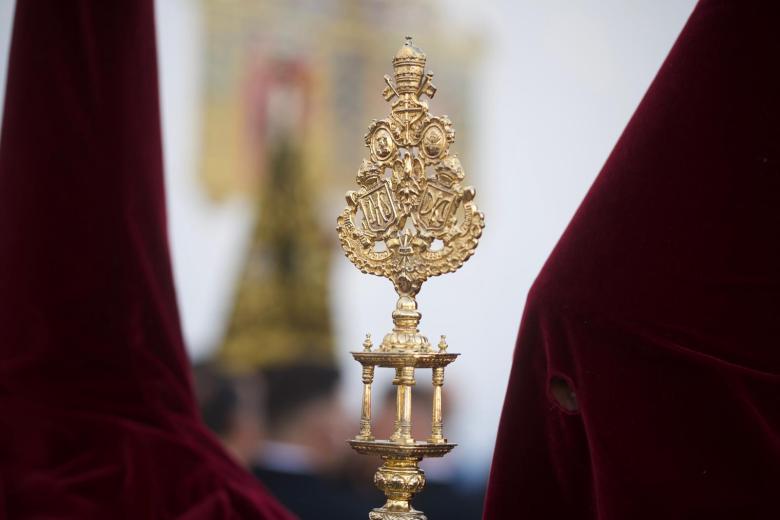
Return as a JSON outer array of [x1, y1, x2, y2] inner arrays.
[[419, 185, 456, 231], [359, 183, 397, 233]]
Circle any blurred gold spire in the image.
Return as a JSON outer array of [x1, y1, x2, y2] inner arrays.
[[219, 135, 334, 371]]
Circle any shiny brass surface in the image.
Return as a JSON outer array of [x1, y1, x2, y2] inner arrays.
[[338, 38, 484, 520], [337, 36, 485, 306], [351, 351, 459, 369], [348, 440, 456, 458]]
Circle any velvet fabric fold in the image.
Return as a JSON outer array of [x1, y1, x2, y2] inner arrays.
[[485, 1, 780, 518], [0, 2, 293, 518]]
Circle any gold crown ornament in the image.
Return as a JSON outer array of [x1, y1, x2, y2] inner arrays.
[[337, 38, 484, 520]]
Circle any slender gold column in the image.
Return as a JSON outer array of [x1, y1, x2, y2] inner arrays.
[[357, 334, 375, 441], [357, 365, 375, 440], [398, 366, 415, 444], [390, 366, 415, 444], [430, 335, 448, 444], [430, 367, 445, 443], [390, 367, 403, 442]]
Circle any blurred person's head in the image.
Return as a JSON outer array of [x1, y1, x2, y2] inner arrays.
[[192, 361, 265, 467], [260, 363, 349, 473]]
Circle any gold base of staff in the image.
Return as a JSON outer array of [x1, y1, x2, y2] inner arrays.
[[349, 439, 456, 519]]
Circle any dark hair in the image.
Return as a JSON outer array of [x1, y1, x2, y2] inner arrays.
[[191, 362, 239, 436], [262, 363, 340, 431]]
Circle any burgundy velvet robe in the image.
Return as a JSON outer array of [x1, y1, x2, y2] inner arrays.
[[485, 1, 780, 518], [0, 2, 293, 518]]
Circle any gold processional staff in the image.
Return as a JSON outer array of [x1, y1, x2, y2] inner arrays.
[[337, 37, 485, 520]]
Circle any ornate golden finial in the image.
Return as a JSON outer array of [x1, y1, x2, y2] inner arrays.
[[338, 38, 484, 351], [340, 39, 484, 520]]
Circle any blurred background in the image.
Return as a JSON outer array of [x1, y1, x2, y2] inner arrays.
[[0, 0, 696, 517]]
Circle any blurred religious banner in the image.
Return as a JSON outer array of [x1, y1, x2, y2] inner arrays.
[[204, 0, 481, 370]]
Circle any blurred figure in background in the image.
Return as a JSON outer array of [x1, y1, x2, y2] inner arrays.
[[193, 362, 485, 518], [192, 361, 266, 468], [194, 362, 374, 518], [252, 364, 373, 518], [253, 365, 346, 481]]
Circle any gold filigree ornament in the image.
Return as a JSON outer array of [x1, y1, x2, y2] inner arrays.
[[338, 38, 484, 520]]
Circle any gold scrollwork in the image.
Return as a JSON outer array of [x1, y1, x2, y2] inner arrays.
[[338, 39, 484, 297]]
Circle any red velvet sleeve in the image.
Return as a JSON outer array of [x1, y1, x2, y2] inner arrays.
[[485, 1, 780, 518], [0, 2, 294, 518]]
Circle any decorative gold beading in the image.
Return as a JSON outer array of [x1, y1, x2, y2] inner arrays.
[[339, 38, 484, 520]]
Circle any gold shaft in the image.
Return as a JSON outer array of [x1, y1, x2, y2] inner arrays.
[[399, 366, 415, 444], [357, 364, 375, 440], [401, 382, 413, 442], [390, 366, 415, 444], [429, 367, 445, 443], [390, 368, 403, 442]]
